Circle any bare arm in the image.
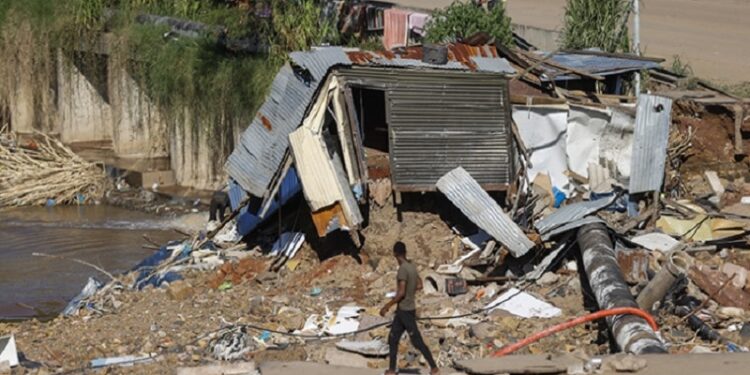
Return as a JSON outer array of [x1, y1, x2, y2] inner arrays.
[[380, 280, 406, 316], [416, 275, 423, 291]]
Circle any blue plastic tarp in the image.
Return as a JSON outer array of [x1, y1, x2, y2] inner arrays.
[[237, 167, 301, 237], [132, 241, 191, 290]]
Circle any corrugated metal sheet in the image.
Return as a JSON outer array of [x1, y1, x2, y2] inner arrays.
[[338, 66, 514, 191], [289, 127, 363, 229], [228, 179, 247, 211], [629, 94, 673, 194], [535, 196, 617, 235], [471, 56, 515, 74], [549, 52, 661, 79], [226, 44, 515, 198], [541, 216, 605, 241], [236, 167, 301, 236], [289, 127, 343, 210], [436, 167, 534, 258], [225, 48, 352, 197]]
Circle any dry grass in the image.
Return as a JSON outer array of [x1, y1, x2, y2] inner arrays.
[[0, 130, 110, 207]]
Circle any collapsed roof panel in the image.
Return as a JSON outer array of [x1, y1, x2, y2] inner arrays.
[[549, 52, 662, 79], [225, 49, 352, 197], [437, 167, 534, 258]]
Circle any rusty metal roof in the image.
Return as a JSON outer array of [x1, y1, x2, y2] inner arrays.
[[345, 44, 513, 73]]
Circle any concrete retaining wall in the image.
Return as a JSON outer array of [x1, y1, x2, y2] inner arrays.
[[2, 51, 226, 191], [512, 23, 561, 51]]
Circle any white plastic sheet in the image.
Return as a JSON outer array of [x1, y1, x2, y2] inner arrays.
[[513, 105, 570, 193], [566, 105, 635, 179], [485, 287, 562, 318], [0, 335, 18, 367], [567, 105, 610, 178]]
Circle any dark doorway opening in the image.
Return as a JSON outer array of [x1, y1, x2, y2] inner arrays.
[[352, 87, 388, 152], [351, 87, 390, 180]]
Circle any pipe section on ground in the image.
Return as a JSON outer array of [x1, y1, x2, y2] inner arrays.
[[578, 223, 667, 354], [636, 250, 690, 311]]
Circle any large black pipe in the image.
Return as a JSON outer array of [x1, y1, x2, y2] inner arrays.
[[578, 223, 667, 354]]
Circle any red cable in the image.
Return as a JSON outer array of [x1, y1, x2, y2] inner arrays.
[[491, 307, 659, 357]]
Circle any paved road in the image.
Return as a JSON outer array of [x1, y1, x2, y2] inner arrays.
[[388, 0, 750, 83]]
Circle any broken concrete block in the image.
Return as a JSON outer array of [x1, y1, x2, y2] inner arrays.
[[705, 171, 725, 197], [605, 354, 647, 373], [535, 272, 560, 287], [721, 262, 748, 289]]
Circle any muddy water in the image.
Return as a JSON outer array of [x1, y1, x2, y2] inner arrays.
[[0, 206, 180, 321]]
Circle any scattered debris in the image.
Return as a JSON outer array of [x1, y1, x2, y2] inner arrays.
[[485, 288, 562, 318], [0, 335, 18, 368]]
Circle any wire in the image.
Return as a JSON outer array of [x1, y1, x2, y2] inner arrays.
[[491, 307, 659, 357]]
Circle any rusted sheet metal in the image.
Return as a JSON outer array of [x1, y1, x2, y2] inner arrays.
[[311, 203, 347, 237], [629, 94, 673, 194], [617, 249, 650, 285], [689, 264, 750, 309], [437, 167, 534, 258], [344, 43, 513, 74]]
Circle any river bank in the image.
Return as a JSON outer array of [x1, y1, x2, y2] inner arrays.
[[0, 205, 208, 322]]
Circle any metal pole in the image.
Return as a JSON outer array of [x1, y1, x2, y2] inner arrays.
[[633, 0, 641, 95], [578, 223, 667, 354]]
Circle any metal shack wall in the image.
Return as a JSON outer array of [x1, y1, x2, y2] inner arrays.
[[337, 67, 513, 191]]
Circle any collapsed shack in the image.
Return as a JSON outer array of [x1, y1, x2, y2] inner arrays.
[[225, 43, 518, 241]]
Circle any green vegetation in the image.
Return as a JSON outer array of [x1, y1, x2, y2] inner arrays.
[[0, 0, 337, 149], [561, 0, 632, 53], [425, 1, 513, 46], [670, 55, 694, 77], [722, 82, 750, 98]]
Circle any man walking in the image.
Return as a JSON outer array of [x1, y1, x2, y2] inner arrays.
[[380, 242, 439, 375]]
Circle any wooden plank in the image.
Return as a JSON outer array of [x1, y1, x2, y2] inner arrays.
[[311, 203, 347, 237]]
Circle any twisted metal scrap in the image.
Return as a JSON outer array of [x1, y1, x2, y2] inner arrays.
[[0, 131, 109, 206]]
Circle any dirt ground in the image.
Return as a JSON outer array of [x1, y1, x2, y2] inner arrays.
[[389, 0, 750, 84], [0, 202, 599, 374]]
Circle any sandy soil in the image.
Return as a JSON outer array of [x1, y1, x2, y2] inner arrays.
[[388, 0, 750, 83]]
